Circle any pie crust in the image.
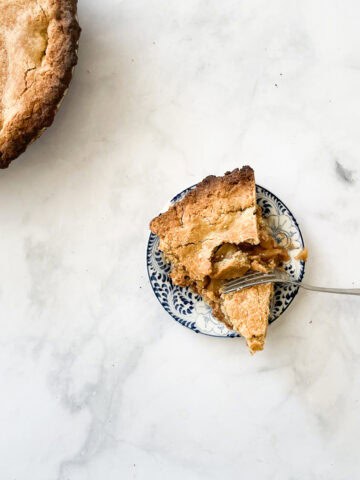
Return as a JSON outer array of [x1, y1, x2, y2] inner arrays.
[[150, 167, 290, 353], [0, 0, 81, 167]]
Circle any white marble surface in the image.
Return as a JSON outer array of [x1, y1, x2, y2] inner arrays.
[[1, 0, 360, 478]]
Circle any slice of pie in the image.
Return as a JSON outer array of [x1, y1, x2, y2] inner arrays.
[[0, 0, 81, 168], [150, 166, 290, 353]]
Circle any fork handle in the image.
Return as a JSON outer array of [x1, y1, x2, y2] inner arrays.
[[288, 280, 360, 296]]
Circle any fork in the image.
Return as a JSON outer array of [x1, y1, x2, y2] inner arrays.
[[221, 269, 360, 296]]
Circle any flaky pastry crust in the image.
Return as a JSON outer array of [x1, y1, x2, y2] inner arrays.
[[151, 166, 281, 353], [0, 0, 81, 167], [150, 167, 259, 281]]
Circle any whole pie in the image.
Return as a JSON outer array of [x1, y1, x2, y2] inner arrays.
[[150, 166, 290, 353], [0, 0, 81, 168]]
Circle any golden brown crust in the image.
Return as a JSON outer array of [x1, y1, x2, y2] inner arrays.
[[150, 166, 289, 353], [221, 284, 273, 353], [0, 0, 81, 167], [150, 167, 259, 281]]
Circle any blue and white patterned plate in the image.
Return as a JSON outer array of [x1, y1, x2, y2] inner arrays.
[[147, 184, 305, 337]]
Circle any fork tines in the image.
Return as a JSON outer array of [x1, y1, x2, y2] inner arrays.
[[221, 271, 280, 295]]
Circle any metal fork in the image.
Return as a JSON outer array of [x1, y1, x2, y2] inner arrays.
[[221, 269, 360, 296]]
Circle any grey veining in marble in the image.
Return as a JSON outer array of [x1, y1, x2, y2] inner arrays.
[[0, 0, 360, 479]]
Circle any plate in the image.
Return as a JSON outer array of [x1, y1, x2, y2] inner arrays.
[[147, 184, 305, 337]]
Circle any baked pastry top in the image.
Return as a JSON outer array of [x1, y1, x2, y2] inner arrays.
[[151, 166, 289, 353], [151, 167, 259, 282], [0, 0, 80, 167]]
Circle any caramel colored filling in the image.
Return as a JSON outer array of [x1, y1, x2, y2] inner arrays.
[[209, 216, 290, 283], [295, 248, 308, 262]]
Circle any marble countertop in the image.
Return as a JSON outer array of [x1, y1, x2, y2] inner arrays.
[[1, 1, 360, 479]]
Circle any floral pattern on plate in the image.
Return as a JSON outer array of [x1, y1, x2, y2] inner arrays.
[[147, 184, 305, 337]]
